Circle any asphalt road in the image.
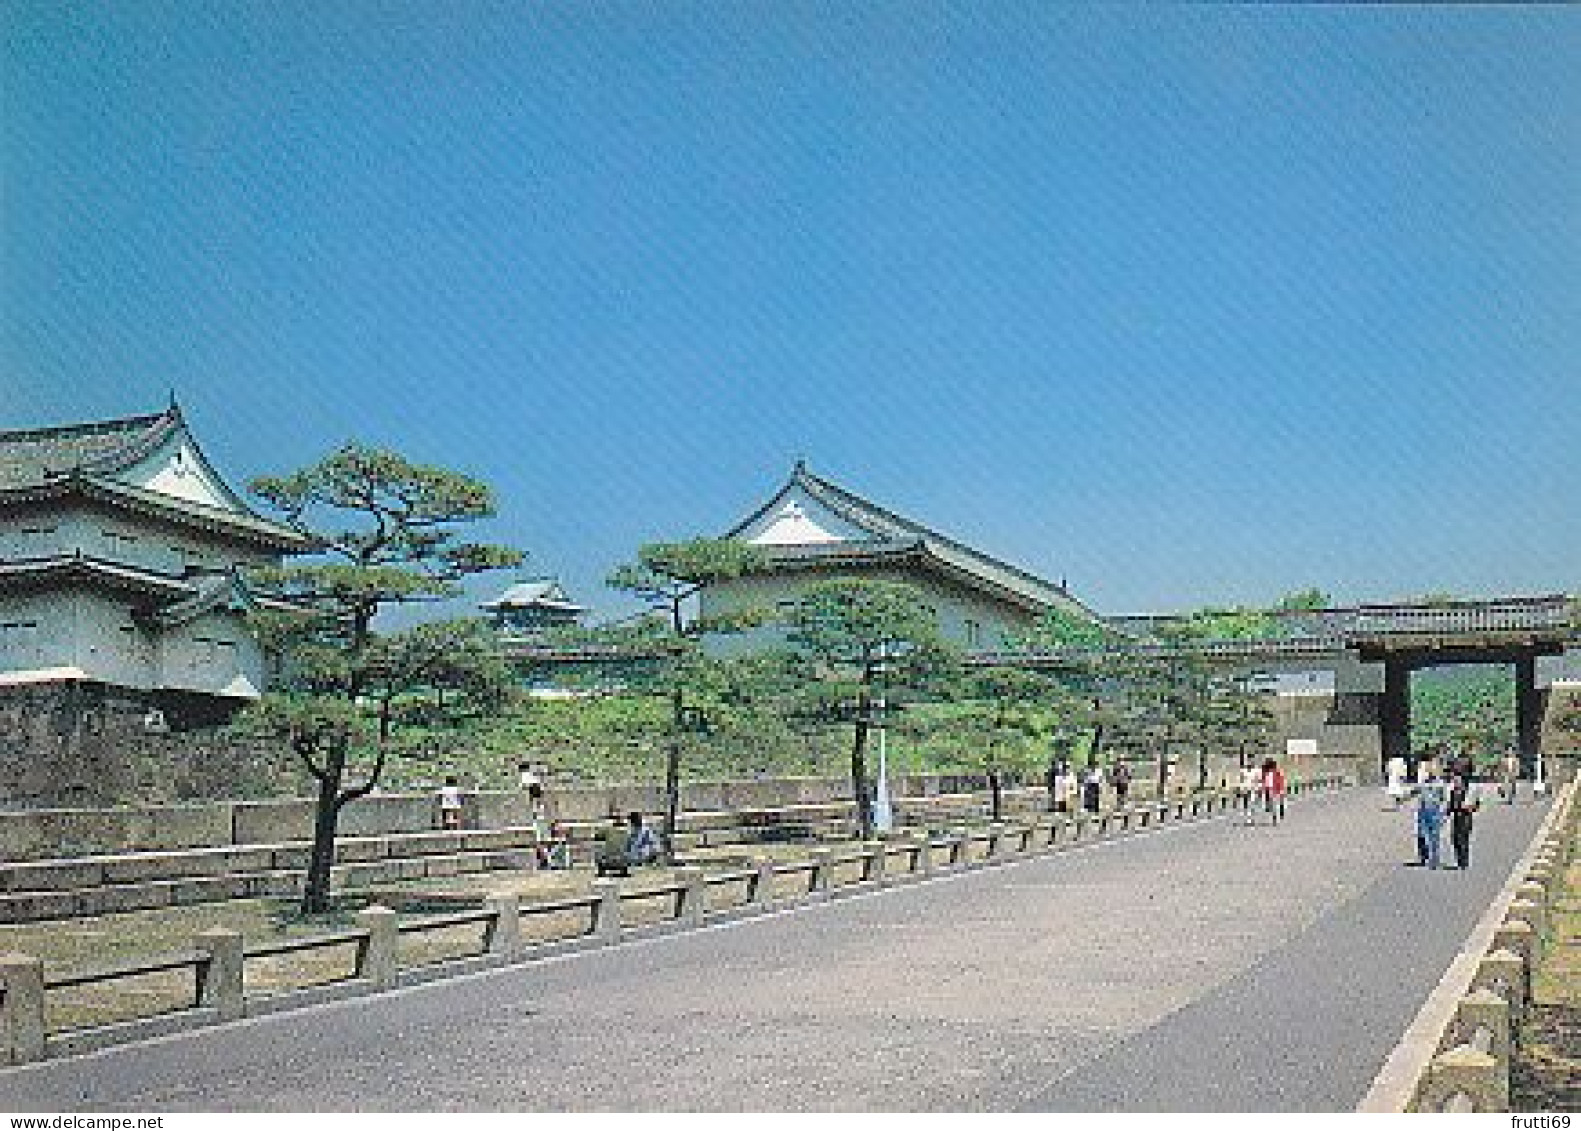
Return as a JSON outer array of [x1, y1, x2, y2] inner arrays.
[[0, 788, 1550, 1112]]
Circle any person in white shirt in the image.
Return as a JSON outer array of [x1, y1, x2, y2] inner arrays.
[[438, 775, 464, 831], [1238, 764, 1261, 824], [1051, 764, 1069, 814], [1384, 756, 1410, 809]]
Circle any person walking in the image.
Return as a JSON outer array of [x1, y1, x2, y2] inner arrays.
[[1447, 767, 1480, 870], [1082, 764, 1102, 814], [1051, 760, 1070, 815], [1260, 758, 1287, 825], [1385, 754, 1408, 811], [1413, 761, 1448, 870], [1501, 748, 1520, 805], [1111, 761, 1133, 809], [1238, 762, 1261, 825]]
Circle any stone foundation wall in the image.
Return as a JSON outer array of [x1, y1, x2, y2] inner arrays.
[[0, 684, 299, 810]]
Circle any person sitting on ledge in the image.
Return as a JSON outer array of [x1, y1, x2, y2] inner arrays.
[[626, 811, 660, 866], [595, 813, 631, 877]]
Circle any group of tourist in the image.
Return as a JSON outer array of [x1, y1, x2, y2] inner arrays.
[[1387, 749, 1499, 871], [1049, 760, 1133, 815], [1236, 758, 1289, 826], [1048, 756, 1290, 824]]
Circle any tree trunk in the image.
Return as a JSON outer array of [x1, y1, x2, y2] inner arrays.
[[851, 691, 874, 839], [301, 745, 346, 915], [662, 688, 684, 862], [988, 769, 1003, 821]]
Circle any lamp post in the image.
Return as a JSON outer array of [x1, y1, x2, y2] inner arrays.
[[871, 647, 894, 833]]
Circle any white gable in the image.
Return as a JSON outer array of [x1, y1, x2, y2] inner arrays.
[[741, 486, 871, 546], [116, 433, 245, 513]]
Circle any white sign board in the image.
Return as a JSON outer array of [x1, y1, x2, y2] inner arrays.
[[1285, 738, 1319, 762]]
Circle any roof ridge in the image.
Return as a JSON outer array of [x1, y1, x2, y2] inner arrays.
[[0, 406, 174, 445], [795, 464, 1078, 601]]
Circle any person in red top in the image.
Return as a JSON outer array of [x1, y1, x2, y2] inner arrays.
[[1261, 758, 1287, 824]]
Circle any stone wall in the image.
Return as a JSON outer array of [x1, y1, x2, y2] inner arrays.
[[0, 684, 297, 810]]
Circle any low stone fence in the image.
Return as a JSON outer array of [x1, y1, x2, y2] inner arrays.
[[1359, 778, 1579, 1113], [0, 763, 1365, 862], [0, 773, 991, 862], [0, 776, 1349, 1065]]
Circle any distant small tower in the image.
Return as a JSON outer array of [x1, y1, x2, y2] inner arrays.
[[480, 578, 586, 635]]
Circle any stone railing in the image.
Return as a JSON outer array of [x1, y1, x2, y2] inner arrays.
[[1359, 777, 1578, 1113], [0, 777, 1349, 1066]]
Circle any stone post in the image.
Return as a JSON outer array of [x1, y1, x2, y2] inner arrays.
[[1473, 949, 1527, 1016], [863, 841, 886, 883], [195, 928, 245, 1021], [591, 878, 621, 940], [1455, 988, 1511, 1066], [1418, 1045, 1506, 1113], [679, 865, 707, 925], [809, 848, 833, 892], [913, 832, 934, 877], [485, 892, 521, 959], [0, 953, 46, 1066], [1504, 900, 1545, 959], [356, 905, 398, 990], [752, 858, 776, 905], [1526, 862, 1556, 899]]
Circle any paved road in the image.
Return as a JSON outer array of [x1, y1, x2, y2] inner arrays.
[[0, 789, 1550, 1112]]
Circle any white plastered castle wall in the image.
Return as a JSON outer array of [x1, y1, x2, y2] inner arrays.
[[702, 567, 1036, 655]]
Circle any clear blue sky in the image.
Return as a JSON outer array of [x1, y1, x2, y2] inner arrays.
[[3, 3, 1577, 622]]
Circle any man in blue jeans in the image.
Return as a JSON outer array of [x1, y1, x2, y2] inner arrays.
[[1414, 760, 1448, 870]]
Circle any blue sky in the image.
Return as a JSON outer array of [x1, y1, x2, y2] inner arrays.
[[3, 3, 1577, 621]]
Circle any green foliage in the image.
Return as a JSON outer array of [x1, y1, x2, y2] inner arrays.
[[1162, 605, 1281, 642], [1272, 588, 1332, 612], [786, 578, 951, 671], [939, 667, 1072, 777], [606, 538, 769, 633], [1011, 605, 1120, 649], [602, 537, 773, 852], [785, 578, 957, 835], [244, 444, 523, 912], [1158, 589, 1333, 642], [1410, 667, 1514, 764]]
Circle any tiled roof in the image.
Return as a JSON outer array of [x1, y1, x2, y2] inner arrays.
[[483, 579, 585, 612], [0, 409, 177, 489], [0, 404, 308, 550], [730, 463, 1097, 616]]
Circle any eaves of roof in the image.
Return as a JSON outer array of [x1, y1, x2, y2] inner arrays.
[[0, 553, 197, 598], [750, 538, 1056, 614], [0, 473, 310, 551]]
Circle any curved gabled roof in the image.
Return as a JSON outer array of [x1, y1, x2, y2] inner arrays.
[[727, 462, 1101, 618], [0, 403, 308, 551], [0, 407, 181, 489]]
